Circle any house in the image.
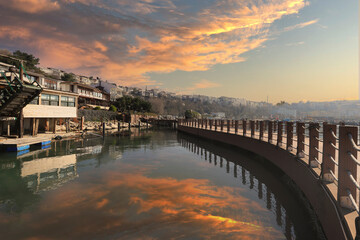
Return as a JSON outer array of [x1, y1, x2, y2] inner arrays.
[[0, 66, 79, 136], [61, 82, 110, 109]]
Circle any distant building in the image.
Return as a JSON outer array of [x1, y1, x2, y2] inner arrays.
[[210, 112, 226, 119], [39, 67, 65, 80]]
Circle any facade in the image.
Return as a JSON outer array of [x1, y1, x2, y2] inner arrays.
[[0, 66, 79, 136], [39, 67, 65, 80], [61, 82, 110, 109]]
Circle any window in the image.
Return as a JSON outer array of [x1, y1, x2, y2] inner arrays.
[[29, 96, 39, 105], [41, 94, 59, 106], [61, 96, 75, 107]]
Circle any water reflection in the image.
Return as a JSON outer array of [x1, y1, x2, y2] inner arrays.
[[177, 133, 321, 240], [0, 129, 321, 239]]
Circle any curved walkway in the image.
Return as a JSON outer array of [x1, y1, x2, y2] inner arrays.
[[178, 120, 358, 240]]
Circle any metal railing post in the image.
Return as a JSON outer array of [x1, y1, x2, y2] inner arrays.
[[277, 122, 283, 146], [297, 122, 305, 157], [235, 120, 239, 134], [209, 119, 213, 130], [205, 119, 208, 129], [243, 120, 247, 136], [286, 122, 294, 151], [309, 123, 320, 168], [268, 121, 273, 143], [322, 123, 337, 182], [250, 120, 255, 138], [221, 120, 224, 132], [214, 120, 217, 131], [338, 126, 359, 210], [227, 120, 230, 133], [259, 121, 264, 140]]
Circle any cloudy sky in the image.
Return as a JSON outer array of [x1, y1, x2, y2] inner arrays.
[[0, 0, 357, 103]]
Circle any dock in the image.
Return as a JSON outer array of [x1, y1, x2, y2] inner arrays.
[[0, 136, 52, 152]]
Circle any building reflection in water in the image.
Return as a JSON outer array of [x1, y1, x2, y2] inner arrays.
[[177, 133, 306, 240], [21, 154, 78, 193]]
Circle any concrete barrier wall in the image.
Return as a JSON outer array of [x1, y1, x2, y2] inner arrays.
[[178, 125, 350, 240]]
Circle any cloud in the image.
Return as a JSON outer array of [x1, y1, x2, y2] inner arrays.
[[284, 19, 319, 31], [0, 0, 310, 86], [286, 41, 305, 46], [0, 0, 60, 13]]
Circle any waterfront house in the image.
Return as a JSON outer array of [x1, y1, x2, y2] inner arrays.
[[0, 64, 79, 136], [61, 82, 110, 109]]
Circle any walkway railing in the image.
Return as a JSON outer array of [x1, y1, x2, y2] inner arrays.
[[179, 119, 360, 218]]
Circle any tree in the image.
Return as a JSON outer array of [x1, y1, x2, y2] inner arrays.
[[109, 105, 117, 112], [0, 49, 39, 71], [114, 96, 152, 113], [185, 109, 201, 119], [61, 73, 76, 82], [13, 50, 40, 70], [276, 101, 287, 106]]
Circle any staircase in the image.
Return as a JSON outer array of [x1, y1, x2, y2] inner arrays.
[[0, 71, 42, 117]]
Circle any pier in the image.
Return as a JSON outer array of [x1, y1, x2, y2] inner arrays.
[[0, 136, 51, 152], [178, 119, 360, 240]]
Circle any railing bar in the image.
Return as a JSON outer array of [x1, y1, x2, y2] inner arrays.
[[347, 151, 360, 166], [301, 150, 309, 156], [346, 189, 359, 213], [330, 130, 339, 140], [330, 142, 339, 151], [302, 141, 310, 147], [347, 171, 360, 190], [329, 169, 338, 182], [313, 157, 322, 165], [314, 147, 323, 154], [348, 133, 360, 151], [329, 155, 339, 166]]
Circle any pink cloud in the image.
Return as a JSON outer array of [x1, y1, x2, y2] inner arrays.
[[0, 0, 310, 87]]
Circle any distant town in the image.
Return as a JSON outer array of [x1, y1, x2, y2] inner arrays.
[[0, 50, 359, 125]]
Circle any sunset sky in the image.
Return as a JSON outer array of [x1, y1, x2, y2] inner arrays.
[[0, 0, 357, 103]]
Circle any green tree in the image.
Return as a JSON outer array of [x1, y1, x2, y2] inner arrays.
[[114, 96, 152, 113], [185, 109, 201, 119], [61, 73, 76, 82], [109, 105, 117, 112], [0, 49, 40, 71]]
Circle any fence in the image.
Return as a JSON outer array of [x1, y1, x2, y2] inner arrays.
[[179, 119, 360, 216]]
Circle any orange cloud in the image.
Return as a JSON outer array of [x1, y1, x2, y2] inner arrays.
[[2, 0, 60, 13], [0, 0, 310, 87]]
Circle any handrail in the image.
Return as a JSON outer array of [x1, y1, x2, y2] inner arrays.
[[0, 71, 14, 91]]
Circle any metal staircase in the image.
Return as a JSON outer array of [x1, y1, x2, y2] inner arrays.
[[0, 66, 42, 117]]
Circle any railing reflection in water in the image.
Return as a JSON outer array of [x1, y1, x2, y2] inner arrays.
[[178, 135, 299, 240]]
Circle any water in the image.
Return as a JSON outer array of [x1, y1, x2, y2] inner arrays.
[[0, 129, 321, 239]]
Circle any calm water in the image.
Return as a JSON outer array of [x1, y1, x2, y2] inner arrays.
[[0, 129, 322, 239]]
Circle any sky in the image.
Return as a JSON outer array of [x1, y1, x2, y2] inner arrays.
[[0, 0, 357, 103]]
